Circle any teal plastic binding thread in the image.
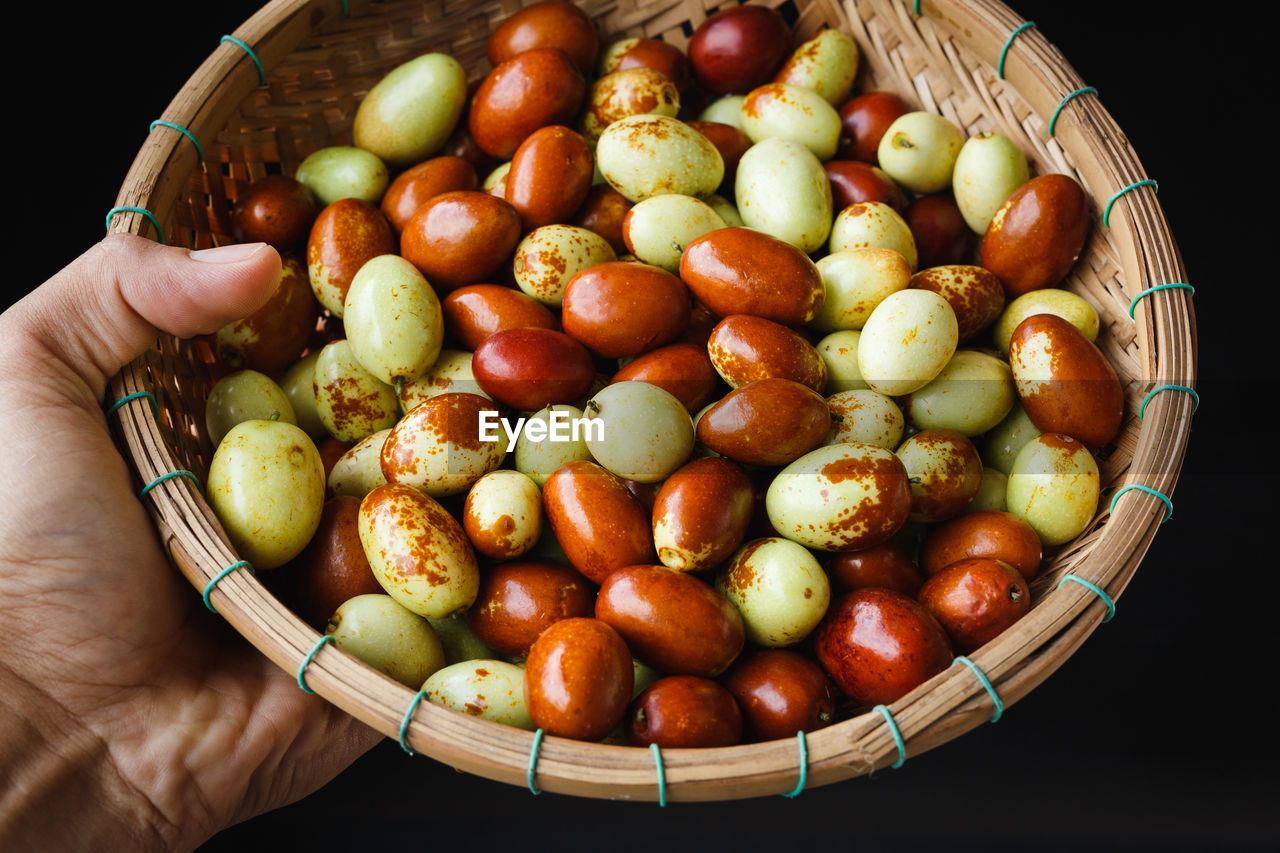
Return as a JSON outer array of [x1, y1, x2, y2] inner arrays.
[[342, 0, 350, 15], [998, 21, 1036, 79], [781, 731, 808, 798], [106, 390, 159, 421], [913, 1, 920, 14], [139, 469, 200, 498], [1103, 179, 1158, 228], [202, 560, 254, 614], [1109, 483, 1173, 523], [1048, 86, 1097, 136], [526, 728, 545, 795], [1128, 282, 1194, 319], [105, 206, 163, 241], [398, 689, 428, 755], [650, 743, 667, 807], [221, 35, 266, 85], [1057, 575, 1115, 622], [149, 120, 204, 162], [952, 656, 1003, 722], [872, 705, 906, 769], [1139, 384, 1199, 420], [297, 635, 335, 693]]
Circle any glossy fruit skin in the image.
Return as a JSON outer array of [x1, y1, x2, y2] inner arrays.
[[652, 457, 754, 572], [697, 379, 832, 467], [1009, 313, 1124, 451], [905, 194, 973, 269], [469, 49, 587, 160], [688, 5, 791, 95], [918, 558, 1030, 653], [857, 289, 959, 397], [380, 156, 478, 233], [524, 617, 634, 741], [1006, 433, 1099, 546], [583, 67, 681, 144], [686, 121, 752, 187], [488, 1, 600, 72], [380, 392, 507, 497], [466, 560, 595, 657], [425, 659, 534, 730], [825, 161, 906, 213], [307, 198, 396, 316], [352, 53, 467, 168], [908, 265, 1005, 343], [596, 564, 745, 677], [313, 340, 399, 443], [981, 174, 1089, 297], [740, 82, 842, 161], [342, 254, 444, 386], [837, 91, 911, 162], [583, 381, 694, 483], [442, 284, 558, 351], [721, 649, 836, 742], [716, 537, 830, 647], [609, 342, 718, 413], [400, 190, 522, 292], [291, 495, 384, 629], [814, 588, 953, 705], [542, 461, 655, 584], [561, 261, 689, 358], [572, 185, 633, 254], [513, 224, 617, 306], [472, 327, 596, 411], [626, 676, 743, 748], [919, 510, 1042, 580], [828, 541, 923, 597], [461, 469, 542, 559], [232, 175, 316, 249], [734, 138, 833, 254], [215, 257, 316, 374], [896, 428, 984, 523], [707, 315, 827, 392], [325, 593, 446, 687], [595, 115, 724, 202], [680, 227, 824, 325], [505, 125, 594, 230], [604, 37, 692, 94]]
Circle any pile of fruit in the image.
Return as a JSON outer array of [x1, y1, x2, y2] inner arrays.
[[202, 1, 1123, 748]]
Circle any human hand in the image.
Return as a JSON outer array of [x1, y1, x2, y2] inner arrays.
[[0, 235, 380, 853]]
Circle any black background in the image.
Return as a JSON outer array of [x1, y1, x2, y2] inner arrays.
[[5, 1, 1277, 850]]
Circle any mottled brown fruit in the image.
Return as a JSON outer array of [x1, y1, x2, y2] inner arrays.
[[380, 156, 478, 233], [909, 265, 1005, 343], [542, 461, 655, 584], [680, 227, 824, 325], [505, 125, 594, 231], [466, 560, 595, 657], [442, 284, 558, 351], [469, 49, 587, 160], [981, 174, 1089, 298], [697, 379, 831, 467], [919, 510, 1042, 580], [473, 327, 595, 411], [918, 558, 1030, 652], [290, 496, 383, 629], [627, 676, 743, 748], [524, 617, 633, 740], [232, 175, 317, 250], [721, 649, 836, 742], [596, 564, 745, 677], [561, 261, 690, 358], [707, 314, 827, 392], [652, 457, 754, 572], [828, 541, 923, 597], [215, 257, 316, 374], [307, 199, 396, 315], [400, 191, 521, 292]]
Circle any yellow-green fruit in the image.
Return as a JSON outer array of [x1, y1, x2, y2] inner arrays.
[[314, 340, 399, 442], [326, 594, 445, 688], [328, 429, 390, 500], [624, 195, 725, 272], [295, 146, 389, 207], [399, 349, 489, 411], [716, 538, 830, 647], [205, 370, 296, 447], [829, 203, 918, 270], [424, 660, 533, 729], [483, 161, 511, 194], [427, 613, 496, 665], [1006, 434, 1099, 545], [877, 112, 965, 194], [903, 350, 1016, 436], [825, 389, 904, 449], [514, 404, 594, 486], [735, 138, 833, 253], [632, 659, 661, 699], [994, 289, 1100, 355], [596, 114, 724, 202], [952, 131, 1030, 233], [811, 248, 912, 332], [585, 382, 693, 483], [353, 53, 466, 167], [698, 95, 747, 128], [857, 289, 959, 396], [705, 193, 744, 227], [982, 403, 1041, 475], [280, 352, 327, 440], [358, 483, 480, 618], [207, 420, 324, 569], [816, 331, 869, 393], [774, 28, 859, 105], [462, 470, 543, 559], [343, 255, 444, 385], [514, 225, 617, 306], [967, 467, 1008, 514], [582, 67, 680, 144], [741, 83, 842, 160]]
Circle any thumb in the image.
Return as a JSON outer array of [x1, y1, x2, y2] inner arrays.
[[2, 233, 282, 402]]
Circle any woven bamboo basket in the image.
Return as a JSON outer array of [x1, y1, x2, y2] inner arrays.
[[105, 0, 1196, 801]]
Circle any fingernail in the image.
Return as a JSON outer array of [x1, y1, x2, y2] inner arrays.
[[189, 243, 266, 263]]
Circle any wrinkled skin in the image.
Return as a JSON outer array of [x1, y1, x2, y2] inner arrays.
[[0, 235, 378, 852]]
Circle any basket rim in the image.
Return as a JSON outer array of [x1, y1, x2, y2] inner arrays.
[[105, 0, 1197, 802]]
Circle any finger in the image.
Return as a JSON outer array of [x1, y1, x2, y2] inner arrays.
[[3, 233, 281, 399]]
